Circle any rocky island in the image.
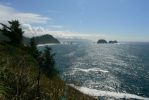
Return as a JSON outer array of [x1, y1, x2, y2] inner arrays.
[[109, 40, 118, 43], [97, 39, 108, 44], [97, 39, 118, 44]]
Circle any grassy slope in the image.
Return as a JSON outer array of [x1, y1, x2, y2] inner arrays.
[[0, 43, 97, 100]]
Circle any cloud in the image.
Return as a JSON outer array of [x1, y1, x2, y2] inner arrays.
[[0, 4, 106, 41], [22, 24, 46, 37], [48, 25, 64, 29], [23, 24, 106, 41], [0, 4, 50, 24]]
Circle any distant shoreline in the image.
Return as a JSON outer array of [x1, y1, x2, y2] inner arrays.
[[37, 43, 60, 47]]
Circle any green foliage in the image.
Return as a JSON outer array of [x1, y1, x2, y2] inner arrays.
[[40, 46, 58, 77], [0, 42, 97, 100], [0, 20, 97, 100], [44, 46, 55, 68], [0, 44, 39, 100], [0, 20, 24, 46], [28, 37, 40, 60]]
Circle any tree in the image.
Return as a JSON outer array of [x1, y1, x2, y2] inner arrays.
[[28, 37, 41, 99], [0, 20, 24, 46], [29, 37, 40, 60], [41, 46, 57, 77]]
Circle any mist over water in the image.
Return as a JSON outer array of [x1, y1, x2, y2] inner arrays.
[[39, 42, 149, 99]]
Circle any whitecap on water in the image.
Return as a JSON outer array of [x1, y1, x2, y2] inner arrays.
[[74, 68, 109, 73], [64, 51, 76, 57], [37, 43, 59, 47]]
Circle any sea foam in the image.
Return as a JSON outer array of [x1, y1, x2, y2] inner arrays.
[[69, 84, 149, 100], [37, 43, 59, 47], [74, 68, 109, 73]]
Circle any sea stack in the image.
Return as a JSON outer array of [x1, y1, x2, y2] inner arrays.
[[97, 39, 107, 44], [109, 40, 118, 43]]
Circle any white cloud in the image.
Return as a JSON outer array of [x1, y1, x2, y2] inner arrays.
[[22, 24, 46, 37], [0, 4, 106, 41], [23, 24, 106, 41], [48, 25, 64, 29], [0, 4, 50, 24]]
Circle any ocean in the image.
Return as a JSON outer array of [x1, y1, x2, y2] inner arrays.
[[39, 42, 149, 99]]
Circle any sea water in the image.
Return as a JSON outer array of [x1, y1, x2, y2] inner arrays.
[[39, 42, 149, 99]]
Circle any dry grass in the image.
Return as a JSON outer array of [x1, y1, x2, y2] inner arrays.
[[40, 75, 97, 100], [0, 43, 97, 100]]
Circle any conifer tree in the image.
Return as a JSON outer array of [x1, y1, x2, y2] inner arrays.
[[0, 20, 24, 46], [29, 37, 40, 59], [42, 46, 57, 77]]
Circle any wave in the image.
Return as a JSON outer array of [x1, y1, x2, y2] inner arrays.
[[37, 43, 59, 47], [74, 68, 109, 73], [64, 51, 76, 57], [69, 84, 149, 100]]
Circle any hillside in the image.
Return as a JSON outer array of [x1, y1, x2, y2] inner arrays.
[[32, 34, 60, 44], [0, 43, 97, 100], [0, 32, 9, 41]]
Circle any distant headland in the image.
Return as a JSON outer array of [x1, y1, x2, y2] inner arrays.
[[0, 33, 60, 44]]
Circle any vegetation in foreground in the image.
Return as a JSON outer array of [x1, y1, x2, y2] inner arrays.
[[0, 20, 97, 100]]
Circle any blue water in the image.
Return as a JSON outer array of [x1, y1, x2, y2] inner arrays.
[[39, 42, 149, 98]]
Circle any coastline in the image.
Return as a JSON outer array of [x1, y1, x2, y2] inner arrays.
[[37, 43, 60, 47], [68, 84, 149, 100]]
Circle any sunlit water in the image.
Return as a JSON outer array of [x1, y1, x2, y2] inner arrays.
[[39, 42, 149, 99]]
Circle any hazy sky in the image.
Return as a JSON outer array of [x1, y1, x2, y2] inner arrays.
[[0, 0, 149, 41]]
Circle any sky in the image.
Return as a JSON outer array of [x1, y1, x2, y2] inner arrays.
[[0, 0, 149, 42]]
